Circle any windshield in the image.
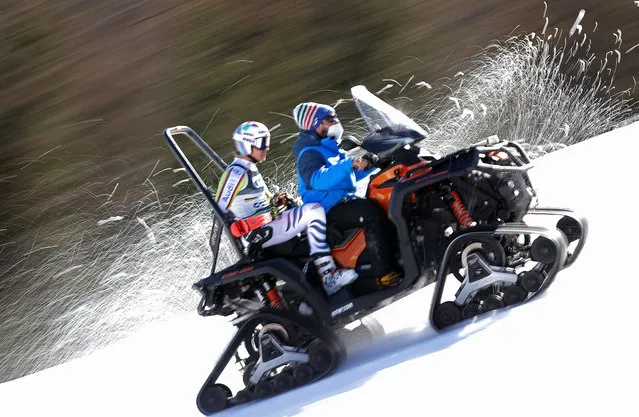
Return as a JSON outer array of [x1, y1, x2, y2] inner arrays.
[[351, 85, 428, 141]]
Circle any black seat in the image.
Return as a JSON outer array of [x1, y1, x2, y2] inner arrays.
[[259, 235, 311, 259]]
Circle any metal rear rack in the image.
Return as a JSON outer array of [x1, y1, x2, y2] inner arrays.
[[162, 125, 246, 270]]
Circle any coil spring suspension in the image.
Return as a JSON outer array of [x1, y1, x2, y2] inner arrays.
[[264, 282, 284, 309], [447, 190, 474, 229]]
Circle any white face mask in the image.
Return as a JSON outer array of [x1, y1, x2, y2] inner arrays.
[[327, 123, 344, 142]]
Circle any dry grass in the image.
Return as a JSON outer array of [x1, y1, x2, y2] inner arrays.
[[1, 0, 639, 382]]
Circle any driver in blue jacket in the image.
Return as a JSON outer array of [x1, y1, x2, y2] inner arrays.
[[291, 102, 400, 288]]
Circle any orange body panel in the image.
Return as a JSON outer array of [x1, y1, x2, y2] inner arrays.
[[330, 161, 434, 268], [331, 228, 366, 268], [368, 161, 430, 212]]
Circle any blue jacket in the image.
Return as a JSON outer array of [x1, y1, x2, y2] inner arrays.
[[292, 131, 373, 211]]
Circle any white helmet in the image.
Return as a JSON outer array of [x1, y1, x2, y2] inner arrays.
[[233, 122, 271, 155], [232, 121, 271, 155]]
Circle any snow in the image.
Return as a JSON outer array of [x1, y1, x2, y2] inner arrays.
[[2, 121, 639, 417]]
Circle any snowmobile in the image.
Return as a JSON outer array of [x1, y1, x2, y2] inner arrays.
[[162, 85, 587, 415]]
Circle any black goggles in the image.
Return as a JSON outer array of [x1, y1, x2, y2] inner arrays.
[[323, 114, 338, 123], [254, 136, 270, 150]]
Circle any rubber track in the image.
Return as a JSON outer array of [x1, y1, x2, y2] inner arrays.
[[196, 308, 346, 415], [429, 209, 587, 331]]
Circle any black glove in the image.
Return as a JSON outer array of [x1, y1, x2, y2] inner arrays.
[[270, 192, 299, 218], [361, 152, 379, 169], [340, 135, 361, 151], [246, 226, 274, 256]]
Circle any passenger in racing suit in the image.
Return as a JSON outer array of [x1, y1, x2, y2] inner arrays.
[[215, 121, 358, 296], [291, 103, 400, 288]]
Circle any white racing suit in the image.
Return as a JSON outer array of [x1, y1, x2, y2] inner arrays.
[[215, 157, 358, 295]]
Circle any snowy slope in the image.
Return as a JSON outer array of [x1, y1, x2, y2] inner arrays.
[[1, 122, 638, 417]]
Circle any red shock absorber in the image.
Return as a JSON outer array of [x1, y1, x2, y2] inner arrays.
[[263, 282, 284, 309], [447, 190, 474, 229]]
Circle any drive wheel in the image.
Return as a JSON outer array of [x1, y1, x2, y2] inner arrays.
[[273, 372, 295, 392], [433, 301, 462, 329], [503, 285, 528, 306], [309, 344, 334, 373], [557, 216, 582, 243], [199, 384, 231, 414], [462, 301, 482, 319], [292, 363, 314, 385], [482, 293, 504, 311], [254, 381, 275, 398], [234, 389, 255, 405], [338, 316, 385, 348], [530, 236, 557, 264], [354, 316, 386, 341], [448, 235, 506, 282], [520, 270, 544, 293], [244, 322, 290, 359]]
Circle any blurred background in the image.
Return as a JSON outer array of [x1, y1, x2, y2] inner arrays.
[[1, 0, 638, 382]]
